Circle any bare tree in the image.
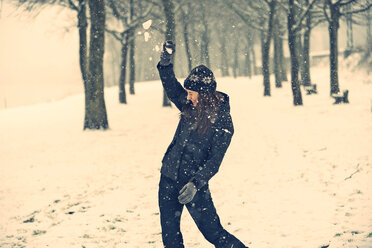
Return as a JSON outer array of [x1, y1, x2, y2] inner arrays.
[[199, 1, 211, 68], [15, 0, 109, 129], [160, 0, 175, 106], [286, 0, 317, 106], [322, 0, 372, 95], [179, 2, 193, 72], [273, 14, 283, 88], [225, 0, 278, 96], [84, 0, 108, 129], [301, 0, 313, 87], [106, 0, 152, 103], [367, 8, 372, 55]]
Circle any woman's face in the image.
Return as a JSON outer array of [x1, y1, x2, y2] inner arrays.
[[186, 89, 199, 107]]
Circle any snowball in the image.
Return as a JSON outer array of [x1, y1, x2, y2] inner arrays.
[[155, 45, 160, 52], [166, 47, 173, 54], [142, 20, 152, 30]]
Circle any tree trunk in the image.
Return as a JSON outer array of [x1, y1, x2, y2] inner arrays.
[[250, 40, 257, 75], [367, 9, 372, 55], [288, 0, 303, 106], [233, 40, 239, 78], [279, 36, 288, 81], [346, 5, 353, 51], [180, 7, 192, 72], [329, 2, 340, 95], [261, 1, 276, 97], [295, 6, 304, 85], [200, 3, 210, 68], [302, 3, 312, 87], [129, 30, 136, 95], [84, 0, 109, 129], [219, 33, 229, 76], [128, 0, 135, 95], [273, 20, 282, 88], [245, 45, 252, 78], [78, 0, 88, 85], [297, 33, 305, 84], [201, 32, 210, 68], [161, 0, 175, 107], [261, 29, 270, 96], [119, 34, 129, 104], [295, 31, 304, 85]]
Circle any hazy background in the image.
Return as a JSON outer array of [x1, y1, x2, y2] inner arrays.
[[0, 1, 369, 109]]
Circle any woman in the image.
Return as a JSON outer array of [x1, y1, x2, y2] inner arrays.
[[157, 41, 248, 248]]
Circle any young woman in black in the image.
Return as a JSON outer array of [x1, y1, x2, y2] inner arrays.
[[157, 41, 248, 248]]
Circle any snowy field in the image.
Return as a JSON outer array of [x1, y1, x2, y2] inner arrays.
[[0, 62, 371, 248]]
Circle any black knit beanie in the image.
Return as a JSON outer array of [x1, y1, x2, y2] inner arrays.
[[184, 65, 217, 94]]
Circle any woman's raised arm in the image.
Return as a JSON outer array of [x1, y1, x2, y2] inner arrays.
[[157, 41, 187, 111]]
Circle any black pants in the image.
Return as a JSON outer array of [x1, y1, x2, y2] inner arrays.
[[158, 175, 247, 248]]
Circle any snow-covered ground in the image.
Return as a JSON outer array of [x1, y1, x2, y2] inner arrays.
[[0, 61, 371, 248]]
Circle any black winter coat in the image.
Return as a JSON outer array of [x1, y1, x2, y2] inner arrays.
[[157, 63, 234, 190]]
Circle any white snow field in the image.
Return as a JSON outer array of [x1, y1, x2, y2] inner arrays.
[[0, 61, 371, 248]]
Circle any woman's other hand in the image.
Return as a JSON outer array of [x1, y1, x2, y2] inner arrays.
[[178, 182, 197, 204]]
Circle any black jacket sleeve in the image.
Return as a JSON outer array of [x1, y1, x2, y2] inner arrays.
[[189, 111, 234, 190], [157, 62, 187, 111]]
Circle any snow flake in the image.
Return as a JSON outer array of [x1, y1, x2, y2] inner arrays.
[[144, 32, 150, 42], [222, 128, 232, 134]]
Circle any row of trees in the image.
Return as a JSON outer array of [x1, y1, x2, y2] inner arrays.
[[15, 0, 372, 130], [227, 0, 372, 105]]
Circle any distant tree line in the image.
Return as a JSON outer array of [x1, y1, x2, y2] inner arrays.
[[14, 0, 372, 130]]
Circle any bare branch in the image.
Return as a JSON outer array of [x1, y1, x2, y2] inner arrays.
[[277, 1, 289, 14], [174, 0, 190, 14], [292, 0, 319, 33], [150, 24, 166, 34], [223, 0, 266, 31], [107, 0, 123, 19], [67, 0, 78, 12], [339, 0, 357, 7], [341, 3, 372, 15], [105, 28, 122, 41], [323, 1, 331, 23]]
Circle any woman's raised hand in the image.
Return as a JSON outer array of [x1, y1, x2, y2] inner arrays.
[[159, 41, 176, 66]]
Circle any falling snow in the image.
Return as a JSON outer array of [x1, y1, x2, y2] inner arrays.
[[0, 56, 371, 247]]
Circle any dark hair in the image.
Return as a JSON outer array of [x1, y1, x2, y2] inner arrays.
[[180, 92, 223, 136]]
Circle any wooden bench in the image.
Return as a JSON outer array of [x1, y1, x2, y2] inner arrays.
[[331, 90, 349, 104], [304, 84, 317, 95]]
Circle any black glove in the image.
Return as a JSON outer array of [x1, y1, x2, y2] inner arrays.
[[159, 40, 175, 66], [178, 182, 197, 204]]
